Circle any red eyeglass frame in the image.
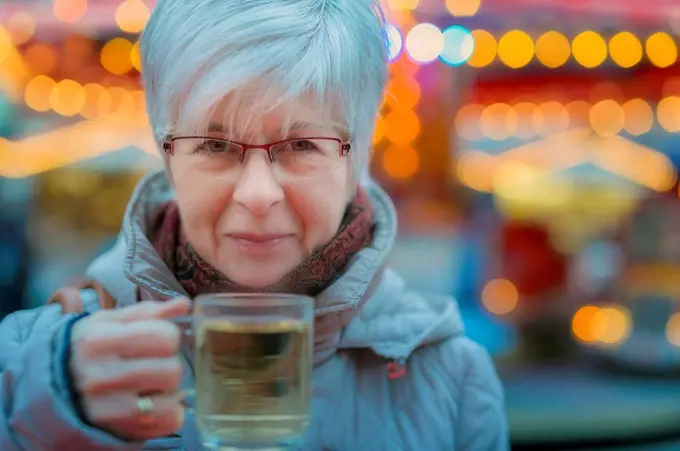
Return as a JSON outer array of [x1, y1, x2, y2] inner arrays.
[[162, 135, 352, 163]]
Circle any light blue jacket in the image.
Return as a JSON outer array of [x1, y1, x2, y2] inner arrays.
[[0, 169, 508, 450]]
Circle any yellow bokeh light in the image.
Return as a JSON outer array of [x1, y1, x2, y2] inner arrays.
[[657, 96, 680, 132], [535, 31, 571, 68], [667, 313, 680, 347], [116, 0, 151, 34], [384, 109, 421, 145], [131, 41, 142, 72], [101, 38, 134, 76], [622, 98, 654, 136], [50, 79, 86, 117], [467, 30, 497, 68], [405, 23, 444, 63], [572, 306, 604, 343], [646, 32, 678, 68], [572, 31, 608, 69], [480, 103, 518, 140], [590, 99, 624, 136], [0, 27, 12, 66], [498, 30, 534, 69], [598, 305, 633, 345], [53, 0, 88, 23], [445, 0, 481, 17], [492, 161, 540, 194], [456, 150, 496, 192], [609, 32, 642, 68], [385, 0, 420, 11], [481, 279, 518, 315], [24, 76, 56, 112], [382, 145, 419, 179]]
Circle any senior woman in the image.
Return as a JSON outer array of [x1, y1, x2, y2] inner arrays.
[[0, 0, 507, 449]]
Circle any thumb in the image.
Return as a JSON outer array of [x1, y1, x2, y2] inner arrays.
[[109, 298, 191, 323]]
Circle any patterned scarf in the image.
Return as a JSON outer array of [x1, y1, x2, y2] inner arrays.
[[151, 189, 375, 298]]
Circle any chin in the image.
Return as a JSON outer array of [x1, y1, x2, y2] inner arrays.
[[226, 267, 291, 290]]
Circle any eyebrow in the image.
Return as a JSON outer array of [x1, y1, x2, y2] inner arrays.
[[205, 121, 349, 139]]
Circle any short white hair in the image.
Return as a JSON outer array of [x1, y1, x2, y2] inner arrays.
[[140, 0, 390, 182]]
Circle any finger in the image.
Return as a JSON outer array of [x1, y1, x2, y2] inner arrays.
[[77, 357, 183, 397], [107, 298, 191, 324], [84, 392, 185, 441], [78, 320, 181, 359]]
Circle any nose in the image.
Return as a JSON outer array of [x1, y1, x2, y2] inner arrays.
[[232, 152, 284, 216]]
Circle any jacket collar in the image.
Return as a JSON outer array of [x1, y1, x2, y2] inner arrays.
[[87, 168, 400, 364]]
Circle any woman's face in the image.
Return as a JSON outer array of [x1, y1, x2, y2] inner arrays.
[[167, 99, 353, 288]]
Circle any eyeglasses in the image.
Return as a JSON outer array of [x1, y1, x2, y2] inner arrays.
[[163, 135, 350, 164]]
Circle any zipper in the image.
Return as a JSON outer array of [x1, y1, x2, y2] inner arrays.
[[386, 357, 407, 380]]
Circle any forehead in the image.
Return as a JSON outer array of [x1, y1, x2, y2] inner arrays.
[[201, 89, 348, 140]]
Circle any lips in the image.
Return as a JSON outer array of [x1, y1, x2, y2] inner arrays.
[[226, 233, 294, 256]]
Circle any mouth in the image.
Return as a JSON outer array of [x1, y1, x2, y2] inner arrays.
[[226, 233, 295, 255]]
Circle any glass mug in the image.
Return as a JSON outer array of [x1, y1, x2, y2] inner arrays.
[[174, 293, 314, 450]]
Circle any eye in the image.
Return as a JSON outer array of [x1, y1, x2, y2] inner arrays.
[[198, 139, 240, 154], [287, 140, 318, 152]]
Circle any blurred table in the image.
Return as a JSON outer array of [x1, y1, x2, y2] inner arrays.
[[502, 362, 680, 448]]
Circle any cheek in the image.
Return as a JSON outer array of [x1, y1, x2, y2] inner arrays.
[[285, 171, 350, 253], [169, 164, 230, 242]]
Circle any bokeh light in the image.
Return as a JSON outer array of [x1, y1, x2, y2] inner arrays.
[[384, 109, 421, 145], [24, 76, 56, 112], [456, 150, 496, 192], [455, 104, 485, 141], [481, 279, 519, 315], [385, 0, 420, 11], [609, 32, 643, 68], [0, 27, 13, 66], [7, 13, 36, 46], [498, 30, 534, 69], [445, 0, 481, 17], [667, 313, 680, 347], [646, 32, 678, 68], [101, 38, 134, 76], [622, 98, 654, 136], [571, 304, 633, 346], [382, 145, 420, 179], [116, 0, 151, 34], [590, 99, 624, 136], [467, 30, 497, 68], [385, 76, 421, 110], [572, 31, 607, 68], [480, 103, 518, 140], [386, 25, 403, 61], [50, 79, 86, 117], [405, 23, 444, 63], [535, 31, 571, 68], [657, 96, 680, 132], [81, 84, 112, 120], [440, 26, 474, 66], [131, 41, 142, 72], [534, 101, 569, 135], [53, 0, 88, 23]]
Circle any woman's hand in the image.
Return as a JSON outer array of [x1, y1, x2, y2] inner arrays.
[[69, 298, 191, 441]]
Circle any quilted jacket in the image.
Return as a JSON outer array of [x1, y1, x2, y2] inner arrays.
[[0, 169, 508, 450]]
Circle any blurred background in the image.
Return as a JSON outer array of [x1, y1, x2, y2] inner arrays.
[[2, 0, 680, 449]]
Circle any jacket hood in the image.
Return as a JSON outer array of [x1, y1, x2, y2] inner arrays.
[[86, 168, 464, 362]]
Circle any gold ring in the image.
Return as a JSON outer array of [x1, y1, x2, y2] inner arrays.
[[137, 396, 156, 428]]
